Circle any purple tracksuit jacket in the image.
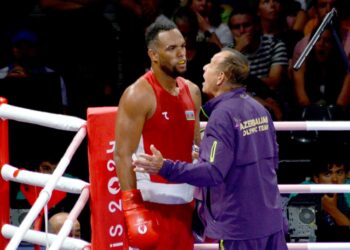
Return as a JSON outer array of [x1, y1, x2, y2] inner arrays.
[[159, 87, 285, 240]]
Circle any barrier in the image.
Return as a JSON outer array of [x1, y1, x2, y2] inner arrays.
[[87, 107, 126, 249], [0, 100, 90, 250], [0, 97, 9, 248]]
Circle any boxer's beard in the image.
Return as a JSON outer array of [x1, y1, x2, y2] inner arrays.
[[160, 64, 185, 78]]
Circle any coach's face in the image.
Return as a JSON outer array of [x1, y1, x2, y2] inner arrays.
[[202, 52, 225, 97], [156, 29, 187, 78]]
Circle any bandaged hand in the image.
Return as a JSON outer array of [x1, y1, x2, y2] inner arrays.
[[133, 144, 164, 174], [192, 145, 199, 163]]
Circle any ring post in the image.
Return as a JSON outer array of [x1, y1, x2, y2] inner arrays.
[[0, 97, 9, 249]]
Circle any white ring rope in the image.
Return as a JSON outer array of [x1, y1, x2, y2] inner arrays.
[[194, 243, 350, 250], [4, 127, 87, 250], [1, 164, 89, 194], [279, 184, 350, 194], [0, 103, 86, 131], [200, 121, 350, 131], [274, 121, 350, 131], [1, 104, 350, 249], [2, 224, 90, 250], [49, 187, 90, 250]]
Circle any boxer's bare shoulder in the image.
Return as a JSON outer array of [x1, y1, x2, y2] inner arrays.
[[119, 77, 156, 119]]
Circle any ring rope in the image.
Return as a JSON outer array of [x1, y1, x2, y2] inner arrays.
[[1, 102, 350, 249], [4, 127, 87, 250], [279, 184, 350, 193], [49, 187, 90, 250], [274, 121, 350, 131], [1, 164, 89, 194], [194, 242, 350, 250], [2, 224, 90, 250], [200, 121, 350, 131], [0, 103, 86, 131]]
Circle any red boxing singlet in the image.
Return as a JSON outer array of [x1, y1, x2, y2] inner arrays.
[[135, 71, 196, 250], [142, 70, 196, 183]]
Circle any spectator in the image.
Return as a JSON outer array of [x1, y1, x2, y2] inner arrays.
[[338, 0, 350, 32], [292, 25, 350, 119], [228, 5, 288, 120], [48, 212, 81, 238], [230, 3, 288, 91], [0, 0, 38, 67], [204, 0, 234, 47], [258, 0, 289, 36], [303, 0, 337, 36], [288, 144, 350, 241], [255, 0, 308, 118], [285, 0, 309, 34], [257, 0, 306, 57], [38, 0, 119, 117], [172, 6, 221, 104], [118, 0, 174, 31], [17, 158, 75, 215], [37, 160, 57, 174], [293, 0, 350, 65], [187, 0, 231, 48], [0, 29, 68, 113]]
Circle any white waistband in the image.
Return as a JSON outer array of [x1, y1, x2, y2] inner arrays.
[[136, 172, 194, 204]]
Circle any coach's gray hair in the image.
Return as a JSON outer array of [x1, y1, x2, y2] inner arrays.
[[219, 48, 250, 84]]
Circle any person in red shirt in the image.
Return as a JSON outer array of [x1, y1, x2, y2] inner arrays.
[[114, 20, 201, 249]]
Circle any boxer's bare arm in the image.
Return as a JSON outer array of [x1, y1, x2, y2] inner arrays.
[[114, 79, 155, 191]]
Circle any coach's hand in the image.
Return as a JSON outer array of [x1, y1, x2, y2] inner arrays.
[[133, 145, 164, 174]]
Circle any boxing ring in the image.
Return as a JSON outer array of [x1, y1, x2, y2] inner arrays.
[[1, 97, 350, 249]]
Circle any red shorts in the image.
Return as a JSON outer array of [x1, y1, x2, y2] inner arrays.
[[140, 201, 195, 250]]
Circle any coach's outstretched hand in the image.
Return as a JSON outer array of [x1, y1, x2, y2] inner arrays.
[[133, 145, 164, 174]]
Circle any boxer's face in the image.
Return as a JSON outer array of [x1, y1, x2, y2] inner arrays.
[[155, 29, 187, 78]]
